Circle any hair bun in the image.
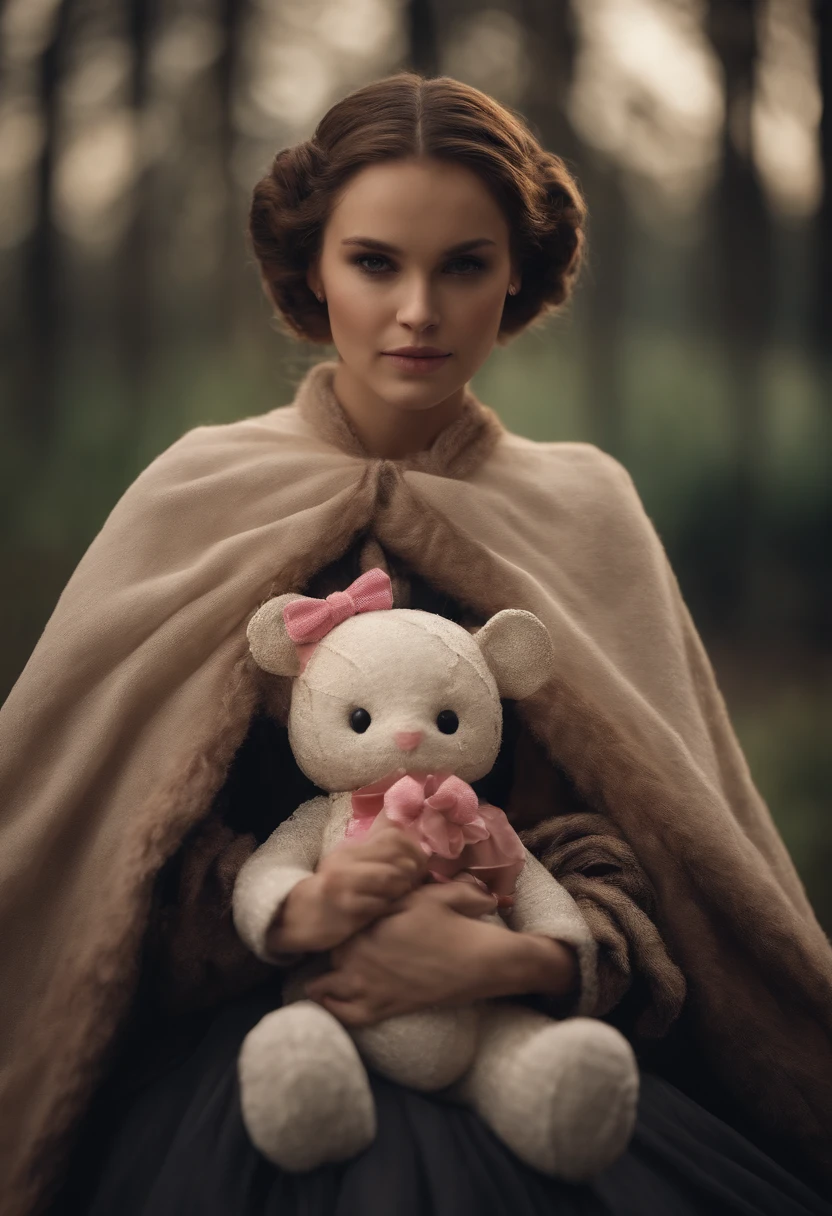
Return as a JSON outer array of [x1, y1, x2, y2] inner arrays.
[[517, 149, 586, 313], [270, 141, 324, 209]]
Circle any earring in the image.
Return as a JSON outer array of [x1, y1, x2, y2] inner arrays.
[[315, 290, 325, 303], [508, 284, 518, 296]]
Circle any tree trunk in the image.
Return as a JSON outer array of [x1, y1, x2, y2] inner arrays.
[[19, 0, 77, 448], [116, 0, 157, 422], [406, 0, 439, 76], [217, 0, 247, 345], [705, 0, 772, 635], [814, 0, 831, 356], [514, 0, 578, 159], [581, 159, 628, 458]]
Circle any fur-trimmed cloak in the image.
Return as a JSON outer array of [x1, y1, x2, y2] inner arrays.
[[1, 360, 831, 1213]]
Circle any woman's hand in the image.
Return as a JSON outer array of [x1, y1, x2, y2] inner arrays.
[[265, 828, 428, 955], [304, 880, 578, 1027]]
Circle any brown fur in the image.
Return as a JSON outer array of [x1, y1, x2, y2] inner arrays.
[[4, 484, 381, 1216], [295, 362, 505, 482], [4, 362, 832, 1214], [368, 466, 832, 1185]]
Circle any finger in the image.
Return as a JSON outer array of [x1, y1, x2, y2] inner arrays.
[[340, 890, 392, 920], [305, 971, 364, 1003], [317, 995, 379, 1028], [380, 883, 497, 920], [381, 894, 411, 917], [348, 861, 422, 901], [319, 864, 416, 912], [418, 882, 498, 918], [337, 894, 411, 936], [359, 829, 428, 872]]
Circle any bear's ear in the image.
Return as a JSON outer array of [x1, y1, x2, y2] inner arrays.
[[473, 609, 554, 700], [246, 593, 305, 677]]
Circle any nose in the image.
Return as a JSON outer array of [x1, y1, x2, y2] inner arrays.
[[396, 275, 440, 332], [394, 730, 423, 752]]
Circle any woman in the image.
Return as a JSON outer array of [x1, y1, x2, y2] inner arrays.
[[1, 73, 830, 1216]]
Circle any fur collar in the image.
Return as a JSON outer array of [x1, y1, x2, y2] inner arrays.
[[293, 360, 506, 480]]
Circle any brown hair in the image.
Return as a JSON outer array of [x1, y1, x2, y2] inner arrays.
[[248, 73, 587, 344]]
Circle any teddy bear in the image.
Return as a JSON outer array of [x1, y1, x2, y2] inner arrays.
[[232, 567, 639, 1180]]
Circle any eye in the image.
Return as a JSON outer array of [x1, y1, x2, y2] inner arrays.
[[436, 710, 459, 734], [354, 254, 393, 275], [350, 707, 372, 733], [444, 256, 486, 276]]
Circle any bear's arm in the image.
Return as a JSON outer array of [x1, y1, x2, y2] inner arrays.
[[232, 794, 332, 963], [506, 849, 599, 1019]]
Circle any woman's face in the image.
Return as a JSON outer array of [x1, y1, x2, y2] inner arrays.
[[308, 157, 518, 415]]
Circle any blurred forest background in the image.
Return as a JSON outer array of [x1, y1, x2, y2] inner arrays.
[[1, 0, 830, 926]]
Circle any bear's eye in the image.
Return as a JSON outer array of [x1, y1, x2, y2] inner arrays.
[[436, 710, 459, 735], [350, 708, 372, 733]]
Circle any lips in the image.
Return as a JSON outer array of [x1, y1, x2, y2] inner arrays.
[[381, 349, 452, 375]]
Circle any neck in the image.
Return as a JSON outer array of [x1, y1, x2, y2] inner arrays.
[[332, 361, 467, 460]]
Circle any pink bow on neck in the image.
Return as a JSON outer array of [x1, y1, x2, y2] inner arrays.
[[345, 770, 527, 898], [357, 772, 489, 859], [283, 567, 393, 646]]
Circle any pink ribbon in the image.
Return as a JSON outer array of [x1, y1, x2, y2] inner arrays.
[[345, 770, 526, 899], [283, 568, 393, 645]]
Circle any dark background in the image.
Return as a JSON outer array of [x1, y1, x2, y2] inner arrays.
[[1, 0, 830, 927]]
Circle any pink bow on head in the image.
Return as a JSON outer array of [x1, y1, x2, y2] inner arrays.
[[283, 567, 393, 646]]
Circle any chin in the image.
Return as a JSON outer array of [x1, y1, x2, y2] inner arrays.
[[381, 387, 452, 412], [371, 366, 466, 412]]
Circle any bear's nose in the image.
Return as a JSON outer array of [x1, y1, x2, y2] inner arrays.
[[394, 730, 423, 752]]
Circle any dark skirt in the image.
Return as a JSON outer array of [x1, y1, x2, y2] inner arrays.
[[56, 979, 831, 1216]]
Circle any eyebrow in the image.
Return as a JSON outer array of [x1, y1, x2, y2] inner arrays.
[[340, 236, 496, 256]]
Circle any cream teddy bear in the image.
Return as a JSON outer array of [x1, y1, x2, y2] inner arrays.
[[232, 568, 638, 1180]]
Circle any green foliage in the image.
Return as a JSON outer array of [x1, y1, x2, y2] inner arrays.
[[732, 685, 832, 934]]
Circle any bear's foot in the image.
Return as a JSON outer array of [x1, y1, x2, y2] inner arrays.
[[238, 1000, 376, 1171], [459, 1006, 638, 1181]]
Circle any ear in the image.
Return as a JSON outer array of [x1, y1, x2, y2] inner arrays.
[[247, 594, 305, 677], [510, 259, 522, 295], [306, 258, 322, 300], [473, 609, 554, 700]]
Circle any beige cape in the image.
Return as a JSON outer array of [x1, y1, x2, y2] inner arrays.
[[1, 359, 831, 1212]]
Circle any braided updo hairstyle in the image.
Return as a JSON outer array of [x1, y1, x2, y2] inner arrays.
[[249, 73, 586, 344]]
